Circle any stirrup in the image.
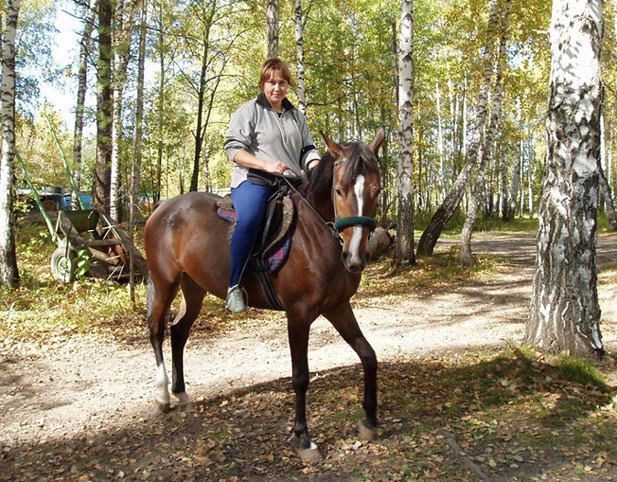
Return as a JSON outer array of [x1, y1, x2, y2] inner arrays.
[[226, 285, 247, 313]]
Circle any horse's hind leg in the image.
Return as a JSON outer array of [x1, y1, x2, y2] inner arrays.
[[170, 274, 206, 409], [323, 302, 378, 440], [147, 275, 180, 413]]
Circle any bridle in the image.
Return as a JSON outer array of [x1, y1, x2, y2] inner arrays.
[[280, 157, 377, 245], [331, 159, 377, 233]]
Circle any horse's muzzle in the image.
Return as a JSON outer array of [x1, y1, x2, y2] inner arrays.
[[342, 250, 369, 273]]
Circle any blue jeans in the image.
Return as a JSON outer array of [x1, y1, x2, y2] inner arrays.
[[229, 181, 274, 287]]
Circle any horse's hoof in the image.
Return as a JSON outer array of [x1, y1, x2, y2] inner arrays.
[[154, 399, 171, 413], [298, 444, 322, 464], [358, 419, 378, 441], [174, 392, 194, 411]]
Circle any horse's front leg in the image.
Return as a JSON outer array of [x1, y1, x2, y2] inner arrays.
[[287, 317, 322, 463], [323, 302, 378, 440]]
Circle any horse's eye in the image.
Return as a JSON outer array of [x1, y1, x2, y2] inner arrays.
[[335, 187, 343, 197]]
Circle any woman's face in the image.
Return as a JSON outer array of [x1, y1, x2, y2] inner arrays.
[[263, 70, 289, 109]]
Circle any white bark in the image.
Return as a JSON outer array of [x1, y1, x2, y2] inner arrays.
[[416, 0, 499, 257], [0, 0, 20, 287], [110, 0, 137, 222], [130, 0, 147, 300], [266, 0, 279, 59], [435, 80, 445, 200], [72, 1, 96, 208], [294, 0, 306, 115], [526, 0, 604, 357], [396, 0, 414, 263]]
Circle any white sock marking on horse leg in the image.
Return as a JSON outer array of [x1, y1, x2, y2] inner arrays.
[[174, 391, 192, 406], [349, 175, 365, 260], [155, 362, 170, 405]]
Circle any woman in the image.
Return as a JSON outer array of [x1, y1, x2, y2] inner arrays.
[[224, 58, 321, 312]]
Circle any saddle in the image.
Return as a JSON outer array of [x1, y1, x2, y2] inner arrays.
[[216, 186, 296, 310]]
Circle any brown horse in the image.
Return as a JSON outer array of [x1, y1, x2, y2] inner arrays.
[[144, 127, 385, 461]]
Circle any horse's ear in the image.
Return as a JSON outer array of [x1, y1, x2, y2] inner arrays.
[[320, 131, 344, 159], [370, 126, 386, 154]]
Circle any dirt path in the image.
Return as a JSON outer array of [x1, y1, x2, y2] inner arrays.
[[1, 233, 617, 471]]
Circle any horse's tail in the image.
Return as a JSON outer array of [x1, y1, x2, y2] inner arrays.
[[146, 274, 155, 328], [145, 273, 174, 328]]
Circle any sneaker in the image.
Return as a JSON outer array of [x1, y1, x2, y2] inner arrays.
[[226, 285, 246, 312]]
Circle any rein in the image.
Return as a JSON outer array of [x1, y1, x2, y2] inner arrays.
[[280, 175, 343, 244]]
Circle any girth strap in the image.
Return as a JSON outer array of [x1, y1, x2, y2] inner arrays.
[[250, 187, 287, 311]]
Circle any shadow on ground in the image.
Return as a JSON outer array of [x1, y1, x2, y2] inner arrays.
[[3, 349, 616, 481]]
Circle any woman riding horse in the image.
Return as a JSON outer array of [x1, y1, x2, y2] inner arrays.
[[145, 118, 385, 461], [224, 58, 321, 312]]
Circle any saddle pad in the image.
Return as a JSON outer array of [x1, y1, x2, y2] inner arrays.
[[216, 194, 295, 249], [216, 206, 293, 275]]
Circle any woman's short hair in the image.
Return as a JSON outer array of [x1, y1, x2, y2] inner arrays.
[[259, 58, 296, 90]]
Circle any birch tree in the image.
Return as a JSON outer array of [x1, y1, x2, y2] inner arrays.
[[267, 0, 278, 59], [526, 0, 604, 358], [460, 0, 510, 265], [294, 0, 306, 114], [416, 0, 500, 257], [93, 0, 114, 212], [130, 0, 147, 301], [72, 1, 96, 208], [110, 0, 138, 221], [0, 0, 20, 287], [396, 0, 414, 264]]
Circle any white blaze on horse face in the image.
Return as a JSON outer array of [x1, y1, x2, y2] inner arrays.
[[348, 174, 366, 259], [156, 362, 170, 405]]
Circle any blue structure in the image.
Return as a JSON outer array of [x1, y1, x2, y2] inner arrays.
[[62, 193, 91, 210]]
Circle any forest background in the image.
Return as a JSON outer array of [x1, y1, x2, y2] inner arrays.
[[16, 0, 603, 223]]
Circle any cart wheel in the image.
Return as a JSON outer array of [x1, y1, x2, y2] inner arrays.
[[50, 246, 76, 283]]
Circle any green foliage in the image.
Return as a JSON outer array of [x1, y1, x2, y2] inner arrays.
[[1, 220, 147, 345], [554, 354, 608, 390], [74, 246, 90, 279]]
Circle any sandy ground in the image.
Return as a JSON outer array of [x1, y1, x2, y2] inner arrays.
[[1, 233, 616, 452]]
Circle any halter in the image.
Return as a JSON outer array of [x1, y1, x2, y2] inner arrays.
[[281, 157, 377, 245], [331, 159, 378, 233]]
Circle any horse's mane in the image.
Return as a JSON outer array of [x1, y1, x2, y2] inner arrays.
[[307, 142, 378, 202]]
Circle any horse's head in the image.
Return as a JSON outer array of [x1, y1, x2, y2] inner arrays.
[[320, 127, 385, 273]]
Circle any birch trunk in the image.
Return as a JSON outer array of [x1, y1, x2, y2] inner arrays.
[[294, 0, 306, 115], [130, 0, 147, 301], [507, 99, 523, 220], [0, 0, 20, 287], [599, 113, 617, 229], [267, 0, 279, 59], [435, 80, 445, 201], [396, 0, 414, 264], [110, 1, 137, 222], [72, 2, 96, 209], [189, 37, 208, 192], [93, 0, 114, 213], [416, 0, 499, 257], [155, 0, 165, 203], [526, 0, 604, 357]]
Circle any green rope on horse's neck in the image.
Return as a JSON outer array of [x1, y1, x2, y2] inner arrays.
[[333, 216, 377, 232]]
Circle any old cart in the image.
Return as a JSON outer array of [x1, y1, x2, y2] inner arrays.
[[50, 208, 149, 283], [17, 149, 148, 284]]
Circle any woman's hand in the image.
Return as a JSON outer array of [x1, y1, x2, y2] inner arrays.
[[233, 150, 288, 174], [263, 160, 288, 174]]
